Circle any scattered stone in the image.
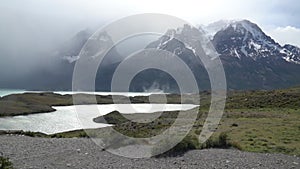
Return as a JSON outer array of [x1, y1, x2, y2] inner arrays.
[[1, 135, 299, 169]]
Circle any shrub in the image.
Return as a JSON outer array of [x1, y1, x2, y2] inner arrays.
[[231, 123, 239, 127], [218, 132, 229, 147], [21, 131, 35, 137], [201, 132, 230, 149], [79, 132, 89, 138], [152, 134, 200, 157], [172, 135, 199, 152], [0, 157, 13, 169], [229, 141, 243, 150]]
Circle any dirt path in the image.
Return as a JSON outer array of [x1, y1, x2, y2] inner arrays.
[[0, 135, 299, 169]]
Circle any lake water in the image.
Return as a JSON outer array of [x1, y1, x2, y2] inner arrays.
[[0, 103, 198, 135], [0, 89, 197, 134]]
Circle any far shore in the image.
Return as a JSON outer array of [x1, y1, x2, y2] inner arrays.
[[0, 92, 194, 117]]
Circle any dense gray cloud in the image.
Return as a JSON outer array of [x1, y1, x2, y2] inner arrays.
[[0, 0, 108, 83], [0, 0, 299, 88]]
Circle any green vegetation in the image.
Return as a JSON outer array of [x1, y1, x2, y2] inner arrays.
[[95, 110, 180, 138], [201, 132, 231, 149], [1, 86, 300, 156], [93, 111, 131, 125], [215, 86, 300, 155], [0, 130, 48, 138], [215, 108, 300, 155], [94, 86, 300, 156], [0, 157, 13, 169]]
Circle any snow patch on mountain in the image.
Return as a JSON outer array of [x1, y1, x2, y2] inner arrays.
[[281, 44, 300, 64], [250, 40, 262, 50], [185, 44, 197, 56]]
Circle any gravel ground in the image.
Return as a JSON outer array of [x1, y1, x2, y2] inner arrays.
[[0, 135, 299, 169]]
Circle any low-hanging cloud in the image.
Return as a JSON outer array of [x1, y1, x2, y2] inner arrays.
[[0, 0, 299, 89]]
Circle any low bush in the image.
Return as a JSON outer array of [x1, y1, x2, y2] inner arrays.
[[0, 157, 13, 169], [201, 132, 231, 149], [152, 134, 200, 157]]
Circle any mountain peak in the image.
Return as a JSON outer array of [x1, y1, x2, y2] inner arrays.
[[212, 19, 283, 60], [228, 20, 266, 40], [203, 19, 253, 38]]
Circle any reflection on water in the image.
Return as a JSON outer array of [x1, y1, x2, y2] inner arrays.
[[0, 104, 198, 134]]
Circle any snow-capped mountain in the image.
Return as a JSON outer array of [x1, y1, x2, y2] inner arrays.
[[151, 19, 300, 65], [147, 24, 205, 66], [145, 20, 300, 90], [213, 20, 280, 60], [29, 19, 300, 91], [211, 20, 300, 64]]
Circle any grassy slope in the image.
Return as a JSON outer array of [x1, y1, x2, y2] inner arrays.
[[90, 86, 300, 156], [210, 108, 300, 155], [216, 86, 300, 155], [1, 87, 300, 156]]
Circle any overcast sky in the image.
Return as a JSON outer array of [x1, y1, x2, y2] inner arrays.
[[0, 0, 299, 83], [1, 0, 300, 44]]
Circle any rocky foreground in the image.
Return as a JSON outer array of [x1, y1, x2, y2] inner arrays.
[[0, 135, 299, 169]]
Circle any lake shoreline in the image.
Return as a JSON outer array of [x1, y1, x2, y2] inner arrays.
[[1, 87, 300, 158], [0, 92, 193, 117]]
